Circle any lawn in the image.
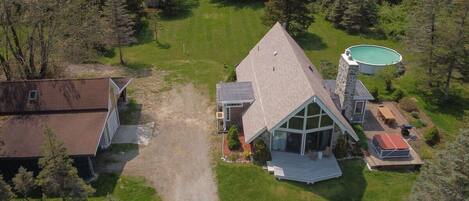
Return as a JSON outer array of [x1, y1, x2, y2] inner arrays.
[[217, 160, 417, 201], [89, 174, 161, 201]]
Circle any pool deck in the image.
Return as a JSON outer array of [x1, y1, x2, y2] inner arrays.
[[362, 102, 424, 169]]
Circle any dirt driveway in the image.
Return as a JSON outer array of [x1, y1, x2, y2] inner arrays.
[[68, 65, 219, 201], [122, 84, 218, 201]]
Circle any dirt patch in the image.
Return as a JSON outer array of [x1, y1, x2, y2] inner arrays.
[[120, 84, 218, 201]]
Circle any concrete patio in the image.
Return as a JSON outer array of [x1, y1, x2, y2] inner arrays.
[[267, 151, 342, 184], [362, 102, 423, 169]]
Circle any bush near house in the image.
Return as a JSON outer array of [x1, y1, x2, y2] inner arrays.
[[370, 86, 380, 102], [399, 97, 418, 112], [333, 136, 348, 158], [392, 88, 405, 101], [227, 126, 241, 150], [425, 127, 440, 146], [352, 124, 368, 150], [252, 140, 271, 165]]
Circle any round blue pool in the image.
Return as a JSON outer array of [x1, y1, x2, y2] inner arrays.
[[346, 45, 402, 74]]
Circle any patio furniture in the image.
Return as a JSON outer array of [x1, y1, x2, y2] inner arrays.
[[307, 151, 318, 160], [377, 106, 396, 126], [323, 146, 332, 158], [372, 133, 410, 159]]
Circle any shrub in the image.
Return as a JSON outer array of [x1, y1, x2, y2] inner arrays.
[[385, 79, 393, 92], [425, 127, 440, 146], [252, 140, 271, 165], [242, 150, 251, 161], [227, 153, 240, 162], [370, 87, 380, 102], [227, 126, 241, 150], [412, 119, 427, 128], [399, 97, 418, 112], [333, 136, 348, 158], [411, 111, 419, 119], [225, 65, 237, 82], [352, 124, 368, 150], [392, 88, 405, 101]]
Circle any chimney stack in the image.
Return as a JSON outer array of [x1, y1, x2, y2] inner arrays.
[[335, 53, 359, 121]]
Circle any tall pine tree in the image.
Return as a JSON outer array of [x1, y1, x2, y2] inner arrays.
[[103, 0, 137, 65], [406, 0, 445, 87], [262, 0, 315, 36], [410, 129, 469, 201], [36, 128, 94, 200], [340, 0, 378, 33], [326, 0, 346, 27]]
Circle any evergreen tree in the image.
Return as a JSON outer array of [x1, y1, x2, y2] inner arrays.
[[406, 0, 445, 87], [103, 0, 137, 65], [410, 129, 469, 201], [435, 0, 469, 100], [326, 0, 346, 27], [36, 128, 94, 200], [340, 0, 378, 33], [12, 166, 35, 200], [0, 175, 15, 201], [262, 0, 315, 35]]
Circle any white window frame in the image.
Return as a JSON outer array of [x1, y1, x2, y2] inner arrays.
[[354, 101, 365, 115]]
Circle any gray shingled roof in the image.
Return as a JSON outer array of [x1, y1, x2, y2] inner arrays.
[[236, 22, 358, 143], [216, 82, 255, 104], [324, 80, 374, 101]]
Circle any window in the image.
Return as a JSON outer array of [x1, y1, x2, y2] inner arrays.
[[226, 103, 243, 108], [28, 90, 38, 101], [320, 114, 333, 127], [288, 117, 304, 130], [226, 108, 231, 121], [355, 101, 364, 114], [295, 109, 305, 117], [307, 103, 321, 116], [306, 116, 320, 129]]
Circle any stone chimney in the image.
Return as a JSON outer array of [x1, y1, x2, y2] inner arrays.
[[335, 53, 359, 121]]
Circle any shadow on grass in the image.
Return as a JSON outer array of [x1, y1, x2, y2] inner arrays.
[[124, 62, 153, 70], [210, 0, 264, 10], [119, 99, 142, 125], [285, 159, 367, 201], [295, 32, 328, 51]]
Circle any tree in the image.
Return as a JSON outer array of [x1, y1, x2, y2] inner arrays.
[[13, 166, 35, 200], [103, 0, 137, 65], [410, 129, 469, 201], [160, 0, 197, 16], [0, 0, 103, 80], [326, 0, 346, 27], [0, 175, 15, 201], [340, 0, 378, 33], [36, 128, 94, 200], [262, 0, 315, 35], [147, 9, 164, 42], [406, 0, 445, 87], [435, 0, 469, 100]]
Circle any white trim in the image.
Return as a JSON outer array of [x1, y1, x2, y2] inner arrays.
[[219, 99, 255, 105], [314, 97, 359, 141], [246, 127, 268, 144], [111, 78, 133, 94]]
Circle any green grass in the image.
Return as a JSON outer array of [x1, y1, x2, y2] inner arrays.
[[217, 160, 417, 201], [100, 0, 268, 96], [89, 174, 161, 201]]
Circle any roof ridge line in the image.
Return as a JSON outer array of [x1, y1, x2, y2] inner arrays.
[[249, 53, 268, 127]]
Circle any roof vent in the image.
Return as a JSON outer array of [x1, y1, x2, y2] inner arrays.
[[28, 90, 38, 101], [273, 51, 278, 56]]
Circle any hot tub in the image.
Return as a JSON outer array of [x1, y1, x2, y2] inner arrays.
[[346, 45, 402, 74], [372, 133, 410, 159]]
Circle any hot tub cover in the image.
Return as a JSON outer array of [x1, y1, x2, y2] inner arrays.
[[373, 134, 408, 150]]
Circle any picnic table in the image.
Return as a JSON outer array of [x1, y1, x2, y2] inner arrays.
[[378, 106, 396, 125]]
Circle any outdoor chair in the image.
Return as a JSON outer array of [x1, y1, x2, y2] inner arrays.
[[323, 146, 332, 158]]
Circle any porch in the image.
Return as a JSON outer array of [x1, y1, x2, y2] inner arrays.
[[267, 151, 342, 184]]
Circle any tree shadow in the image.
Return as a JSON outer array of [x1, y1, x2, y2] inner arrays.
[[282, 159, 367, 201], [210, 0, 264, 10], [295, 32, 328, 51]]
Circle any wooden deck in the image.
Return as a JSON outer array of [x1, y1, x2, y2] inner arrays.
[[267, 152, 342, 184], [363, 102, 424, 168]]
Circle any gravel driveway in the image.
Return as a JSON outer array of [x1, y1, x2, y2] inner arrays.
[[119, 84, 218, 201]]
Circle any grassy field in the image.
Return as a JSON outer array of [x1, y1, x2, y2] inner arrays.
[[217, 160, 417, 201], [89, 174, 161, 201]]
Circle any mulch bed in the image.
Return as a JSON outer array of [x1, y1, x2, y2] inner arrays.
[[223, 132, 252, 156]]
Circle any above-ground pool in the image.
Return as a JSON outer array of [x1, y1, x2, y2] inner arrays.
[[346, 45, 402, 74]]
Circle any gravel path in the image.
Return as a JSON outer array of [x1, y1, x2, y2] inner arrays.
[[120, 84, 218, 201]]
